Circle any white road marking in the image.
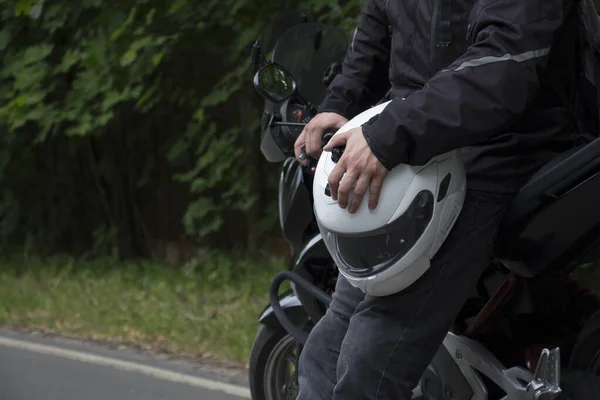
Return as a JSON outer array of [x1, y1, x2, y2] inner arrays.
[[0, 336, 251, 399]]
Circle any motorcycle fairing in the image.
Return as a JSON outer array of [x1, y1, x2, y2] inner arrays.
[[279, 157, 316, 254], [495, 136, 600, 277], [258, 290, 309, 331], [289, 234, 333, 325]]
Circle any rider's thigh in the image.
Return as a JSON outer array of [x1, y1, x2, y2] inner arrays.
[[296, 276, 365, 400], [332, 190, 513, 400]]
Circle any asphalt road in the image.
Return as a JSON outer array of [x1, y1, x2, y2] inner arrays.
[[0, 329, 250, 400]]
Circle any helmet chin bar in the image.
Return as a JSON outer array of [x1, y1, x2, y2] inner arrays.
[[438, 333, 562, 400]]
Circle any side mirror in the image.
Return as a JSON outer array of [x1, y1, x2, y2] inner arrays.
[[253, 63, 297, 103]]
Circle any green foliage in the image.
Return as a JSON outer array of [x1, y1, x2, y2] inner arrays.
[[171, 0, 363, 240], [0, 0, 364, 255], [0, 2, 174, 138]]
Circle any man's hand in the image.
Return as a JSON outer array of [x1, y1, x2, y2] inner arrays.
[[324, 127, 388, 214], [294, 112, 348, 165]]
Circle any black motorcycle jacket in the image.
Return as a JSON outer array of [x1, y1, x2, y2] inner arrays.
[[319, 0, 581, 193]]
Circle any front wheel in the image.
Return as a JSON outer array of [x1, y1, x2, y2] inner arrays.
[[249, 325, 302, 400]]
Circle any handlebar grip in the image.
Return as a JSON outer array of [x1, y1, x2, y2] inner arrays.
[[302, 128, 342, 170], [321, 128, 337, 147]]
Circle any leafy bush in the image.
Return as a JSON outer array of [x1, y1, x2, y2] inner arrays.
[[0, 0, 363, 257]]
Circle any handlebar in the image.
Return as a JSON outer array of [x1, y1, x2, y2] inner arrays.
[[322, 129, 336, 147], [323, 128, 345, 164], [304, 128, 344, 170]]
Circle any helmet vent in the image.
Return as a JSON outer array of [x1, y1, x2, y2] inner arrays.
[[437, 173, 452, 202]]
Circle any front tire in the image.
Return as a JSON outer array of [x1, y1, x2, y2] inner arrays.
[[249, 325, 301, 400]]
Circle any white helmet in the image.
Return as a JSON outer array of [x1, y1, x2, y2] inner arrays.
[[313, 100, 467, 297]]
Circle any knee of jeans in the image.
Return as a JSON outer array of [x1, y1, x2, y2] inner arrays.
[[300, 310, 348, 365], [337, 321, 403, 376]]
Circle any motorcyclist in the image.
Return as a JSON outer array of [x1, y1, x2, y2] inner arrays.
[[292, 0, 597, 399]]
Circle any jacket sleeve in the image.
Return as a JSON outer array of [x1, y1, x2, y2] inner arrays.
[[362, 0, 572, 169], [319, 0, 391, 119]]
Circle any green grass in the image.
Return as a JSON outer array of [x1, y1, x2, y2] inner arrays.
[[0, 250, 286, 366], [1, 250, 600, 368]]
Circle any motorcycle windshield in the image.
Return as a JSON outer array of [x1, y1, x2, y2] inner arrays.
[[258, 11, 314, 58], [271, 23, 349, 105]]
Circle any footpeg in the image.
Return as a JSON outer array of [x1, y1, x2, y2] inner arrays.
[[527, 348, 562, 400]]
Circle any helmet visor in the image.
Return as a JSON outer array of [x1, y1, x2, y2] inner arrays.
[[319, 190, 435, 277]]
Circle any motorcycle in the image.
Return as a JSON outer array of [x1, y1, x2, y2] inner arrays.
[[247, 11, 347, 400], [249, 10, 600, 400]]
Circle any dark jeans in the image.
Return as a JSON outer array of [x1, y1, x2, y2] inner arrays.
[[296, 190, 514, 400]]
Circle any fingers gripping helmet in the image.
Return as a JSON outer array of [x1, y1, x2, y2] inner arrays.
[[313, 101, 467, 297]]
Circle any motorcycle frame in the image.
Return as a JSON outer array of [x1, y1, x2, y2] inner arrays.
[[268, 268, 563, 399]]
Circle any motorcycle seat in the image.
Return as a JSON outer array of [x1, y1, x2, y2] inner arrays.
[[494, 135, 600, 277]]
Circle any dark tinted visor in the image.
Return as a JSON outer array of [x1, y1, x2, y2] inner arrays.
[[320, 190, 435, 277]]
